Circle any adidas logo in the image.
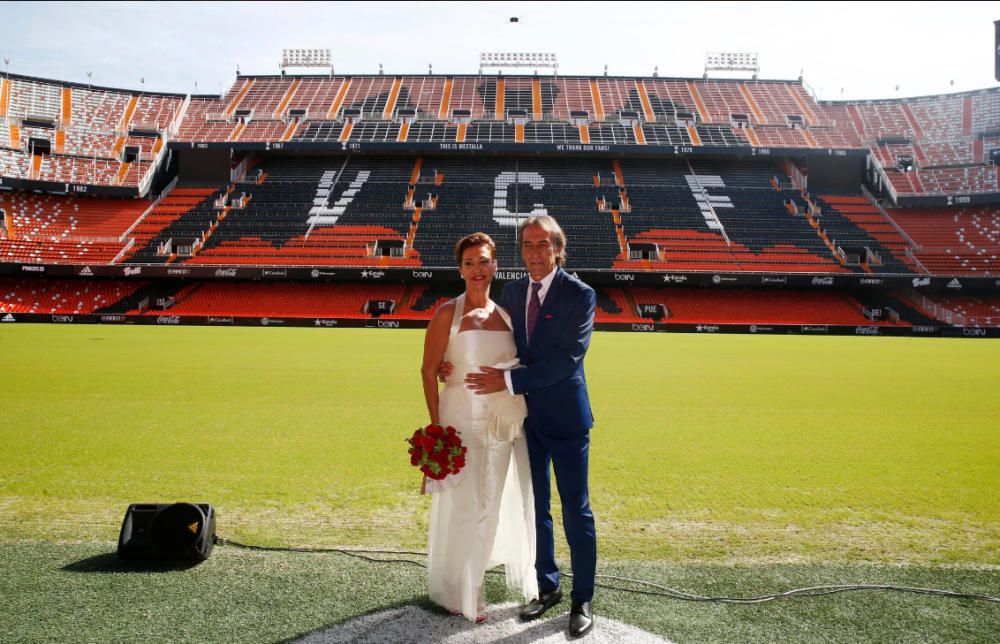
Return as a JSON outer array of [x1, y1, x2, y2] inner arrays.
[[78, 266, 93, 276], [946, 278, 962, 289], [1, 313, 15, 322]]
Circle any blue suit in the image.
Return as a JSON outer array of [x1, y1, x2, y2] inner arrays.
[[500, 267, 597, 603]]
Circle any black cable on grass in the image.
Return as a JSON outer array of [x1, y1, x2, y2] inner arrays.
[[218, 538, 429, 569], [588, 574, 1000, 604], [217, 538, 1000, 605]]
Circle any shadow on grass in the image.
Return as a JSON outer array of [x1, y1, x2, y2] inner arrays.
[[277, 597, 432, 643], [284, 599, 575, 644], [62, 552, 204, 573]]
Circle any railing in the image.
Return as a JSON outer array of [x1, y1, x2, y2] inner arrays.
[[867, 152, 899, 205], [111, 237, 135, 264], [120, 175, 177, 242], [913, 292, 965, 326], [860, 183, 923, 251], [167, 95, 191, 139], [904, 247, 931, 275], [230, 155, 251, 183], [138, 131, 169, 197]]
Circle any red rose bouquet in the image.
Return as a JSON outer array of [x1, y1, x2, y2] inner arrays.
[[408, 423, 467, 481]]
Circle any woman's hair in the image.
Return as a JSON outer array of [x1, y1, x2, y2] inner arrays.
[[519, 215, 567, 266], [454, 232, 497, 265]]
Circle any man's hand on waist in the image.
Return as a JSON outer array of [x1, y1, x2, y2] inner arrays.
[[465, 366, 507, 395]]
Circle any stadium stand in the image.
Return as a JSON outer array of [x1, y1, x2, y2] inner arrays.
[[846, 91, 1000, 198], [912, 294, 1000, 327], [0, 192, 149, 263], [2, 70, 996, 201], [0, 277, 146, 313], [102, 154, 925, 273], [610, 157, 851, 273], [1, 271, 990, 329], [133, 281, 407, 318], [887, 206, 999, 275], [1, 69, 998, 333], [0, 74, 182, 188], [169, 76, 870, 151], [812, 195, 915, 272], [603, 286, 906, 325]]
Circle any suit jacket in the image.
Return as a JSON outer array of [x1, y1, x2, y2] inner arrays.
[[500, 267, 596, 437]]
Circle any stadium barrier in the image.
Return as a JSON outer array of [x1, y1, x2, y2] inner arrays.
[[0, 175, 139, 197], [173, 139, 870, 162], [2, 261, 997, 293], [0, 311, 995, 338]]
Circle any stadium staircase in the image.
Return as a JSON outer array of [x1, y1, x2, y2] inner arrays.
[[125, 187, 225, 263], [813, 195, 913, 273]]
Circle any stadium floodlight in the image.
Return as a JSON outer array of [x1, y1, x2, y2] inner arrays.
[[704, 52, 759, 78], [479, 52, 558, 73], [996, 20, 1000, 82], [280, 48, 333, 71]]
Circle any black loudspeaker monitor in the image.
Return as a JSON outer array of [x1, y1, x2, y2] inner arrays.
[[117, 502, 216, 561]]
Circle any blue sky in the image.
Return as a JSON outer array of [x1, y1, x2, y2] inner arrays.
[[2, 1, 997, 101]]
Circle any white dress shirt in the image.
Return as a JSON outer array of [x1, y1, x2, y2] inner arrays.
[[503, 268, 557, 393]]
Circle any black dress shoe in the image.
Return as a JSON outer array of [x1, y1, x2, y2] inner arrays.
[[568, 601, 593, 639], [519, 587, 563, 621]]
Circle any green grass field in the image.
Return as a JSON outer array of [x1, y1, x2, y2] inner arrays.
[[1, 324, 998, 642]]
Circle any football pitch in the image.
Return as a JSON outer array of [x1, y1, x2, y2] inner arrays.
[[1, 324, 998, 642]]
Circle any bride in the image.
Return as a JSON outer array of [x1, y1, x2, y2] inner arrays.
[[419, 232, 538, 623]]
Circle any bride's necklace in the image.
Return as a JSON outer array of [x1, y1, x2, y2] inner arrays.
[[463, 295, 494, 323]]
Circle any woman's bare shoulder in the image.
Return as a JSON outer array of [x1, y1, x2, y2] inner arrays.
[[428, 298, 457, 327], [434, 297, 457, 315]]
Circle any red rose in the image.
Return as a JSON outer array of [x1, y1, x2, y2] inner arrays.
[[408, 423, 467, 484]]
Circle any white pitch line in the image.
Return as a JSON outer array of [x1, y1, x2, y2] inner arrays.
[[295, 603, 672, 643]]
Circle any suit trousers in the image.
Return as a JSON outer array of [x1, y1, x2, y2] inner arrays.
[[525, 426, 597, 603]]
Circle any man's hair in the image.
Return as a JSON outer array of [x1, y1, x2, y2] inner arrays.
[[454, 232, 497, 264], [519, 215, 567, 266]]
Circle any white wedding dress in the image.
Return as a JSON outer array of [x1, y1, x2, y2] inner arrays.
[[426, 295, 539, 621]]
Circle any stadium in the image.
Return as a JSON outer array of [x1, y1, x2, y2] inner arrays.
[[1, 67, 999, 332], [1, 4, 998, 643]]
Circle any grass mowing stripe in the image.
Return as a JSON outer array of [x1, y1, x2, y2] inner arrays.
[[2, 325, 998, 642], [1, 325, 998, 564]]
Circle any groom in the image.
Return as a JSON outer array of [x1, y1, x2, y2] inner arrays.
[[466, 215, 597, 639]]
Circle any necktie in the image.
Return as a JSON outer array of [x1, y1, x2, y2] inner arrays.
[[527, 281, 542, 341]]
